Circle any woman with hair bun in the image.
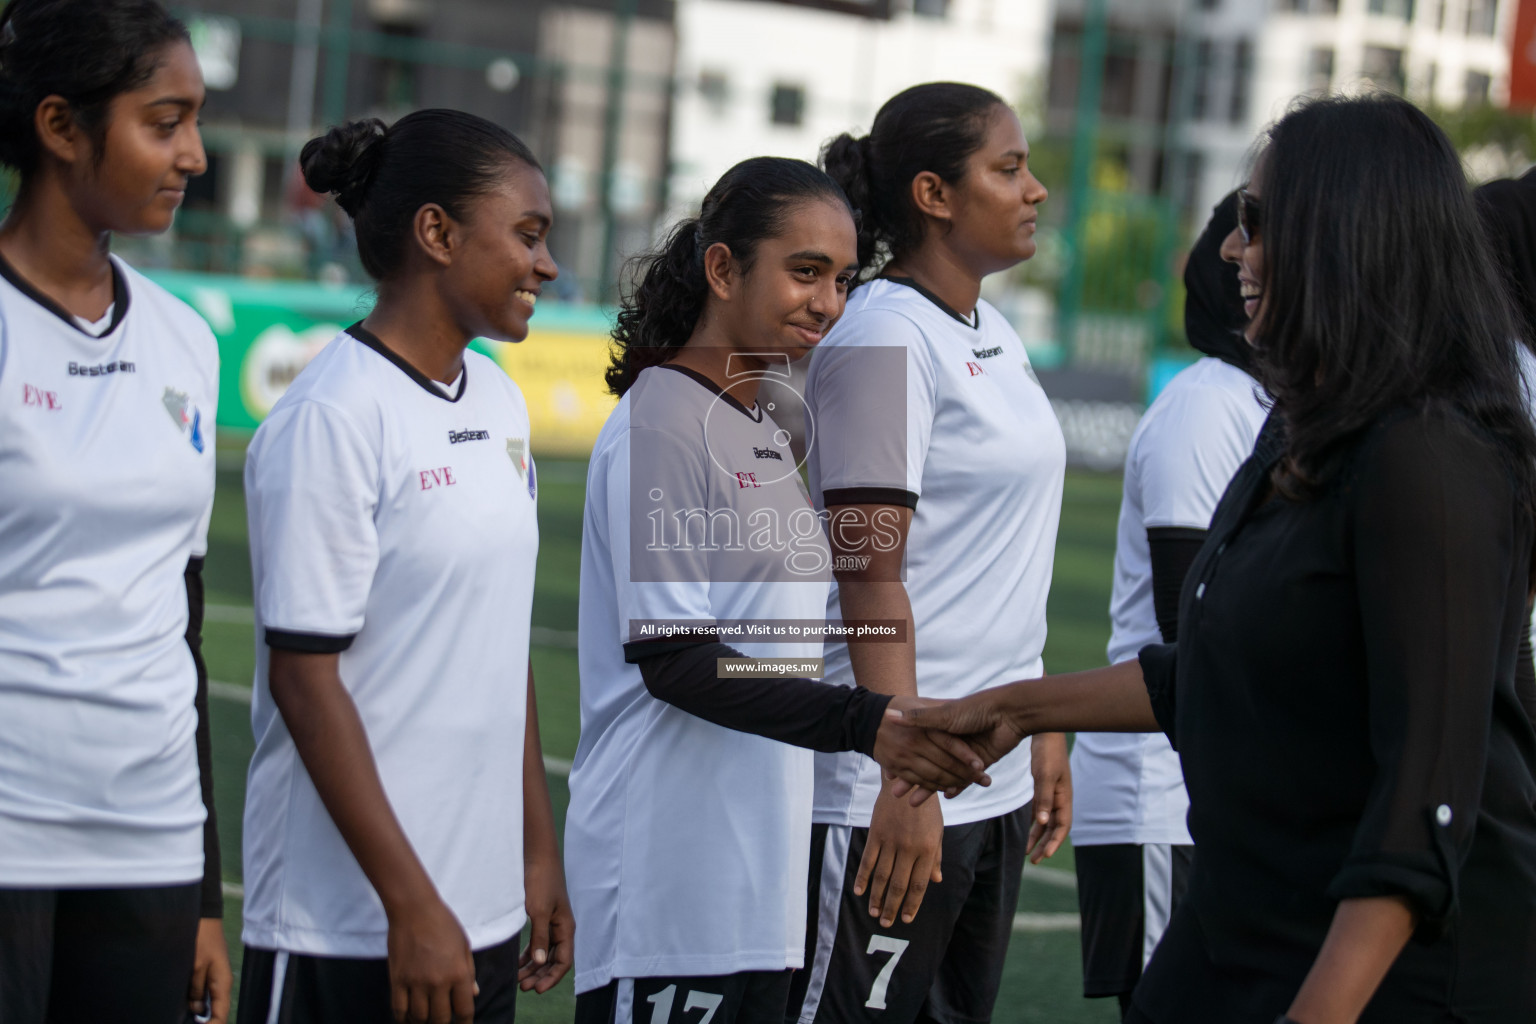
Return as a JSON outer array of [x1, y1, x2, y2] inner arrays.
[[568, 156, 989, 1024], [0, 0, 231, 1020], [786, 82, 1066, 1024], [238, 110, 570, 1024]]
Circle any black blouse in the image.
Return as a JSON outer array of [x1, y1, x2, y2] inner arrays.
[[1135, 405, 1536, 1023]]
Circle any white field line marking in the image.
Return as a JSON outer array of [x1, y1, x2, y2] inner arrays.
[[1012, 912, 1080, 932], [204, 604, 579, 650], [207, 680, 574, 777], [1021, 864, 1078, 890], [204, 604, 256, 624]]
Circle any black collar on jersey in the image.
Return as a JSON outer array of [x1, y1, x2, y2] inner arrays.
[[658, 363, 764, 422], [881, 276, 980, 330], [346, 321, 467, 402], [0, 249, 130, 337]]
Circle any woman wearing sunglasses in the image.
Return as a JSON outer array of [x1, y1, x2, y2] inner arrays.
[[893, 94, 1536, 1024]]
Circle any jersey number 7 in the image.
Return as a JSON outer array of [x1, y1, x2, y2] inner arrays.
[[865, 935, 912, 1010]]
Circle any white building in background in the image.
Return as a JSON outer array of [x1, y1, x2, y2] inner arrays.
[[1075, 0, 1521, 221], [667, 0, 1054, 218]]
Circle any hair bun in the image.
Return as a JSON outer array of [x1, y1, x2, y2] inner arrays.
[[299, 118, 387, 216]]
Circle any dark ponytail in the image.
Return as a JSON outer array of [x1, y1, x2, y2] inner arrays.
[[821, 82, 1005, 279], [606, 156, 852, 397], [300, 109, 540, 282], [0, 0, 188, 176]]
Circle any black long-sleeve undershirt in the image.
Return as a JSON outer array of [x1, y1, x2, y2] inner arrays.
[[185, 557, 222, 919], [1148, 527, 1208, 644], [629, 641, 891, 755]]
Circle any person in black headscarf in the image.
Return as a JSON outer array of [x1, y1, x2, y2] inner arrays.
[[1476, 168, 1536, 348], [1068, 191, 1270, 1020], [1475, 169, 1536, 724]]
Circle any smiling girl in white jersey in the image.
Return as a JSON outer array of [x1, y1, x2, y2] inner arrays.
[[568, 156, 988, 1024], [789, 82, 1067, 1024], [237, 111, 571, 1024], [0, 1, 231, 1019]]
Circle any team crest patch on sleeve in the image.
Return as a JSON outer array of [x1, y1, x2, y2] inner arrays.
[[506, 437, 528, 478], [162, 386, 205, 453]]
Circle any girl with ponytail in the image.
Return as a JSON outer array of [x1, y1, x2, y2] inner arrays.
[[787, 82, 1067, 1024], [238, 110, 570, 1023], [0, 1, 232, 1019], [569, 156, 989, 1023]]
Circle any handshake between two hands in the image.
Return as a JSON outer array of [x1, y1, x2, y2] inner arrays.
[[853, 689, 1072, 928], [870, 692, 1032, 806]]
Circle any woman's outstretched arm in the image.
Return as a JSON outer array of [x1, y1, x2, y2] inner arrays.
[[886, 659, 1158, 801]]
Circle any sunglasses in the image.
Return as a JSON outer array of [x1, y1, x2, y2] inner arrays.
[[1237, 187, 1262, 245]]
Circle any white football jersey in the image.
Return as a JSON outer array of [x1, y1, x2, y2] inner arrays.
[[804, 278, 1067, 828], [568, 364, 831, 993], [1071, 356, 1267, 846], [242, 326, 537, 957], [0, 254, 217, 886]]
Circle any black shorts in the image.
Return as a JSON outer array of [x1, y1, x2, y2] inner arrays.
[[0, 882, 201, 1024], [235, 934, 520, 1024], [1074, 843, 1193, 999], [787, 803, 1031, 1024], [576, 971, 793, 1024]]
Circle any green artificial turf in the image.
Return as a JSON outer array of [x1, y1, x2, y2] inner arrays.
[[204, 440, 1123, 1023]]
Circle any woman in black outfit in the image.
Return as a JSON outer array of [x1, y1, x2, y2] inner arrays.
[[890, 95, 1536, 1024]]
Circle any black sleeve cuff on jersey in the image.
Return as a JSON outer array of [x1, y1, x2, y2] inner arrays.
[[622, 633, 718, 664], [265, 628, 356, 654], [184, 557, 222, 919], [636, 641, 893, 754], [822, 487, 919, 509], [1147, 528, 1207, 644]]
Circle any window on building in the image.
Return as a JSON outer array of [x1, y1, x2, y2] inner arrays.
[[1181, 150, 1206, 217], [1465, 69, 1492, 105], [1362, 45, 1406, 93], [1191, 38, 1214, 121], [1197, 0, 1220, 10], [1435, 0, 1446, 28], [913, 0, 950, 16], [699, 70, 730, 117], [1312, 0, 1339, 14], [1466, 0, 1498, 35], [1306, 47, 1334, 94], [1275, 0, 1303, 10], [770, 83, 806, 126], [1425, 61, 1439, 102], [1102, 51, 1138, 118], [1367, 0, 1416, 19], [372, 23, 420, 112], [1230, 38, 1252, 123], [183, 151, 221, 212]]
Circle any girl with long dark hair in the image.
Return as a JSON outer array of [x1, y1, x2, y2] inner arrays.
[[238, 111, 571, 1023], [786, 82, 1067, 1024], [896, 94, 1536, 1023], [0, 1, 230, 1019], [567, 156, 988, 1024]]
